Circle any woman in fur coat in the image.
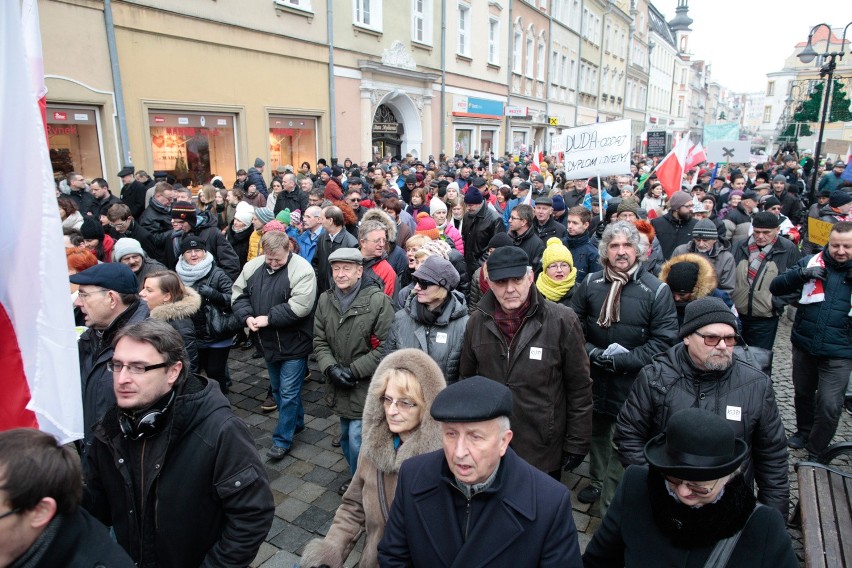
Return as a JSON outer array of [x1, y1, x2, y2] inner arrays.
[[299, 349, 446, 568]]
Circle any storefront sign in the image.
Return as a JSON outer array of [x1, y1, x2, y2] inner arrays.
[[372, 122, 401, 134], [552, 119, 632, 177], [452, 95, 504, 119], [48, 125, 77, 136], [646, 131, 667, 157], [53, 111, 67, 121], [74, 113, 88, 121], [506, 105, 528, 117]]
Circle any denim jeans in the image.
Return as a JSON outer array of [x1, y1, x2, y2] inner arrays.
[[792, 345, 852, 454], [339, 418, 363, 476], [266, 358, 307, 450]]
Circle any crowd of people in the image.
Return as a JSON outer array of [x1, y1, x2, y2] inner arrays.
[[10, 149, 850, 566]]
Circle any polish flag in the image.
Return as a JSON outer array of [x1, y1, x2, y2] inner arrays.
[[0, 0, 83, 443], [22, 0, 48, 137], [656, 132, 691, 198], [846, 144, 851, 164], [685, 142, 707, 171]]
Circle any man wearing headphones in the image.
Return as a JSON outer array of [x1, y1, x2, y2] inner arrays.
[[83, 319, 274, 567]]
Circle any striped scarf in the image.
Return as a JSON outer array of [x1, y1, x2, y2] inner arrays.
[[746, 237, 775, 285], [597, 262, 639, 328]]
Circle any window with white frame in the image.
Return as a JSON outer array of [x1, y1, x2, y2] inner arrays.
[[525, 35, 534, 78], [412, 0, 432, 45], [488, 17, 500, 65], [551, 49, 559, 84], [571, 0, 581, 30], [354, 0, 382, 31], [275, 0, 313, 11], [605, 23, 611, 52], [513, 28, 523, 72], [560, 54, 569, 88], [457, 2, 470, 56], [570, 57, 577, 89], [537, 40, 545, 81], [621, 31, 627, 58]]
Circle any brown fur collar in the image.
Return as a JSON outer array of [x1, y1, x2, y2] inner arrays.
[[659, 252, 717, 299], [360, 348, 446, 473], [361, 207, 398, 243], [148, 287, 201, 322]]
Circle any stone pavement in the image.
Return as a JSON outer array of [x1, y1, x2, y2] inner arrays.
[[224, 313, 849, 567]]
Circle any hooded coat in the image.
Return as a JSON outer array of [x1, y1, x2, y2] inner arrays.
[[658, 253, 734, 326], [670, 241, 736, 294], [386, 291, 469, 383], [299, 350, 446, 568], [148, 287, 201, 375]]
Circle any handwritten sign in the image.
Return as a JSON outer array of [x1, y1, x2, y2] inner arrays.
[[550, 119, 632, 178], [808, 217, 834, 247]]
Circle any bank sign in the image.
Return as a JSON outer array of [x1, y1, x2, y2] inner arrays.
[[452, 95, 504, 119]]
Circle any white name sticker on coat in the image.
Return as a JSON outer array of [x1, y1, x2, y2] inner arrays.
[[726, 406, 742, 422], [436, 332, 448, 344], [529, 347, 543, 360]]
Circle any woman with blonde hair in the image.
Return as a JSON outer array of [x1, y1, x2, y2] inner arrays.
[[299, 349, 446, 568]]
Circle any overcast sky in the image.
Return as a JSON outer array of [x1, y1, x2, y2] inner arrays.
[[655, 1, 852, 93]]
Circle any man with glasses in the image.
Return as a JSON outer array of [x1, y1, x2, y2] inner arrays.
[[359, 220, 396, 297], [66, 171, 95, 216], [0, 429, 135, 567], [70, 263, 149, 458], [138, 181, 175, 264], [314, 248, 394, 494], [345, 185, 366, 223], [614, 296, 789, 518], [671, 218, 735, 294], [83, 319, 274, 567], [296, 205, 325, 263]]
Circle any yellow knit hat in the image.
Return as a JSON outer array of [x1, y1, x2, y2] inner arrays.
[[541, 237, 573, 270]]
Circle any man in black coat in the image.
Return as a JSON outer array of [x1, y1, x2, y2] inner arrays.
[[533, 195, 569, 245], [246, 157, 269, 197], [117, 166, 147, 219], [66, 171, 95, 216], [508, 203, 545, 274], [269, 172, 309, 216], [650, 191, 697, 259], [83, 320, 274, 568], [89, 177, 123, 225], [378, 377, 583, 568], [614, 296, 790, 518], [312, 205, 359, 294], [139, 181, 175, 263], [771, 174, 804, 225], [461, 185, 506, 276], [0, 429, 135, 568]]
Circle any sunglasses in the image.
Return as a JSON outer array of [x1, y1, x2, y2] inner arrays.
[[411, 277, 437, 289], [693, 331, 738, 347]]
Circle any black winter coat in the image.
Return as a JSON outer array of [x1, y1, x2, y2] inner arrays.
[[535, 217, 569, 246], [569, 265, 679, 417], [651, 212, 697, 259], [770, 251, 852, 358], [582, 466, 797, 568], [377, 448, 583, 568], [31, 508, 136, 568], [272, 187, 309, 217], [138, 200, 173, 263], [84, 376, 275, 568], [91, 193, 123, 220], [226, 224, 252, 267], [245, 167, 268, 197], [68, 188, 96, 217], [511, 226, 545, 273], [164, 212, 240, 281], [776, 189, 804, 225], [461, 205, 506, 276], [120, 180, 148, 218], [147, 288, 201, 374], [312, 228, 360, 293], [614, 343, 790, 517], [189, 265, 234, 346]]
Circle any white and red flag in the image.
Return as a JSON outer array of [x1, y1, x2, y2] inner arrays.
[[655, 132, 691, 198], [0, 0, 83, 443], [685, 141, 707, 171]]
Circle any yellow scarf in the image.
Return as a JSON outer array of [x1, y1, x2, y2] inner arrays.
[[536, 267, 576, 302]]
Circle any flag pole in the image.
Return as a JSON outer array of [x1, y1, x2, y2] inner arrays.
[[597, 175, 603, 221]]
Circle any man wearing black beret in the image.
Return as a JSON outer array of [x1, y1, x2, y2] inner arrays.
[[459, 246, 592, 480], [614, 296, 789, 518], [378, 377, 582, 567]]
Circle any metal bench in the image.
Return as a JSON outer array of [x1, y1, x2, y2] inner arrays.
[[794, 442, 852, 567]]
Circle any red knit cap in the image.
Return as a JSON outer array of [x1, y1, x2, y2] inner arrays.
[[415, 212, 440, 240]]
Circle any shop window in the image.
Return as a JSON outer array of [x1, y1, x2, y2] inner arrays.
[[481, 130, 496, 156], [269, 116, 318, 175], [148, 112, 237, 188], [47, 106, 103, 183], [512, 130, 528, 154], [454, 129, 472, 156]]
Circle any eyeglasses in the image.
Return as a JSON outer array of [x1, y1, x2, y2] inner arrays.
[[664, 475, 721, 496], [77, 289, 111, 300], [693, 331, 738, 347], [0, 508, 20, 521], [363, 237, 387, 246], [380, 395, 418, 411], [509, 216, 521, 222], [547, 262, 572, 272], [108, 361, 172, 375], [411, 277, 436, 289]]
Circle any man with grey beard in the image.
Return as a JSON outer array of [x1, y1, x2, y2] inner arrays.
[[613, 296, 790, 518]]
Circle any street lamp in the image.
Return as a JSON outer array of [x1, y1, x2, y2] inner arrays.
[[797, 22, 852, 203]]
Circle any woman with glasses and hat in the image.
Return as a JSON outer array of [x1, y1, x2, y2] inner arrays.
[[387, 256, 468, 383], [299, 349, 445, 568], [583, 407, 797, 568]]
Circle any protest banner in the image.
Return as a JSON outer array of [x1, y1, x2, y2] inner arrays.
[[707, 140, 750, 163], [703, 123, 740, 143], [808, 217, 834, 247], [554, 119, 632, 178]]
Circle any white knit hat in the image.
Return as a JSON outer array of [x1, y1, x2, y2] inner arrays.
[[112, 237, 145, 261], [430, 197, 448, 215], [234, 201, 254, 226]]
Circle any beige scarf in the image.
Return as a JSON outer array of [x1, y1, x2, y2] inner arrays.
[[597, 262, 640, 328]]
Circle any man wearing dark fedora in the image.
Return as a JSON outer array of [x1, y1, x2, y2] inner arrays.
[[378, 377, 583, 567], [459, 246, 592, 480], [585, 408, 797, 567], [614, 296, 789, 517]]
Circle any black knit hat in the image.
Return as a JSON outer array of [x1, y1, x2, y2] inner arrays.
[[487, 232, 514, 249], [666, 261, 700, 294], [751, 211, 780, 229], [644, 408, 748, 482], [679, 296, 739, 338], [829, 191, 852, 208], [179, 235, 206, 256], [464, 186, 484, 205], [80, 216, 105, 241], [170, 201, 197, 225]]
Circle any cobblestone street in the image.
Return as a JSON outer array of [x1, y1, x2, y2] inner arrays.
[[226, 312, 848, 567]]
